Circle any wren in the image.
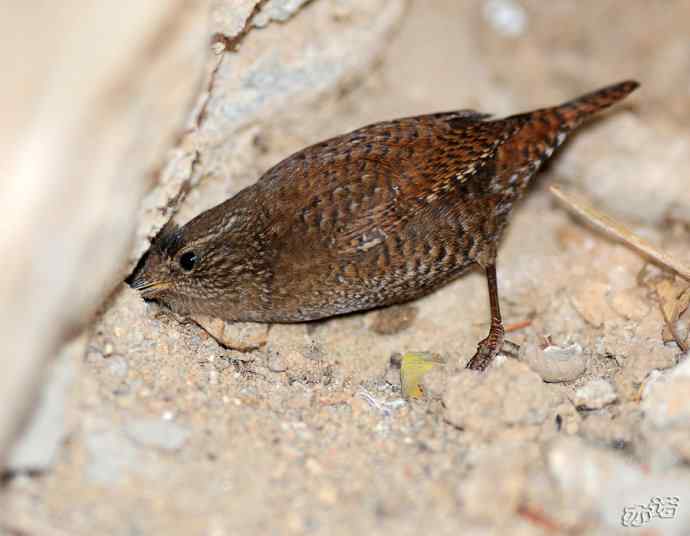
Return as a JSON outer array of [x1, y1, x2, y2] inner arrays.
[[131, 80, 639, 370]]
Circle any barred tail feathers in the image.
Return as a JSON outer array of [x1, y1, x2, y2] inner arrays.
[[555, 80, 639, 130]]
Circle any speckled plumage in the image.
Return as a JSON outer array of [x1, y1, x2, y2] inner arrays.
[[132, 80, 639, 369]]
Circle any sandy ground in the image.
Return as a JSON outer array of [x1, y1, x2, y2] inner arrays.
[[4, 1, 690, 535]]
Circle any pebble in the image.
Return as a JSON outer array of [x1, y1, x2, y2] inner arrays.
[[572, 378, 617, 410], [570, 281, 612, 327], [192, 315, 268, 351], [208, 368, 220, 385], [384, 366, 401, 387], [85, 428, 139, 484], [642, 358, 690, 428], [522, 342, 587, 383], [610, 287, 651, 321], [106, 355, 129, 378], [613, 344, 678, 402], [267, 351, 288, 372], [124, 417, 190, 451]]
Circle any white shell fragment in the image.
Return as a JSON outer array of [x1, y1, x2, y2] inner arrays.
[[522, 342, 587, 383]]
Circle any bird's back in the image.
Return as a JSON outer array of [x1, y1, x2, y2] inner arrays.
[[249, 112, 517, 320], [213, 81, 639, 321]]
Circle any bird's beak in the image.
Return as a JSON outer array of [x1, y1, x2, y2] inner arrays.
[[129, 278, 172, 297]]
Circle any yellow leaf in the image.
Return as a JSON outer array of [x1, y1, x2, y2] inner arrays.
[[400, 352, 444, 399]]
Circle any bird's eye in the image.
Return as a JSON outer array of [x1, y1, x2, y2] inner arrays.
[[179, 251, 198, 271]]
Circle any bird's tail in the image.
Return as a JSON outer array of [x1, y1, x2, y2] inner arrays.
[[553, 80, 639, 130]]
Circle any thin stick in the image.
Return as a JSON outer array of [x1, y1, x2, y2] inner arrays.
[[549, 184, 690, 282], [505, 319, 533, 333]]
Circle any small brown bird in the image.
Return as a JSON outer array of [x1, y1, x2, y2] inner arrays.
[[132, 80, 639, 370]]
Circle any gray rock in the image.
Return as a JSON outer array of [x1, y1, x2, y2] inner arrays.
[[522, 342, 587, 383], [125, 418, 190, 451], [572, 378, 617, 410], [85, 428, 140, 485]]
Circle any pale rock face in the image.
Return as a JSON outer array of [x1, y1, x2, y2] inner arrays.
[[0, 0, 210, 463], [1, 0, 405, 465]]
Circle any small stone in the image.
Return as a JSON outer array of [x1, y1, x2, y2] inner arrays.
[[106, 355, 128, 378], [522, 342, 586, 383], [124, 417, 190, 451], [656, 279, 690, 350], [572, 378, 617, 410], [610, 287, 651, 321], [85, 428, 139, 485], [613, 346, 678, 402], [384, 366, 401, 387], [208, 368, 220, 385], [642, 358, 690, 428], [193, 315, 268, 351], [267, 351, 288, 373], [570, 281, 612, 327]]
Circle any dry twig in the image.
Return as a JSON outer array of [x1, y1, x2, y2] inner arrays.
[[549, 185, 690, 281]]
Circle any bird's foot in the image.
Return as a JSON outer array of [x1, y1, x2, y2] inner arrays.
[[466, 324, 506, 371]]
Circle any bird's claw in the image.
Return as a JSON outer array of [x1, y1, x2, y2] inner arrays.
[[466, 325, 507, 371]]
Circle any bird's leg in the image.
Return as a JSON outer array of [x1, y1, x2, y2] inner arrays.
[[466, 263, 505, 371]]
